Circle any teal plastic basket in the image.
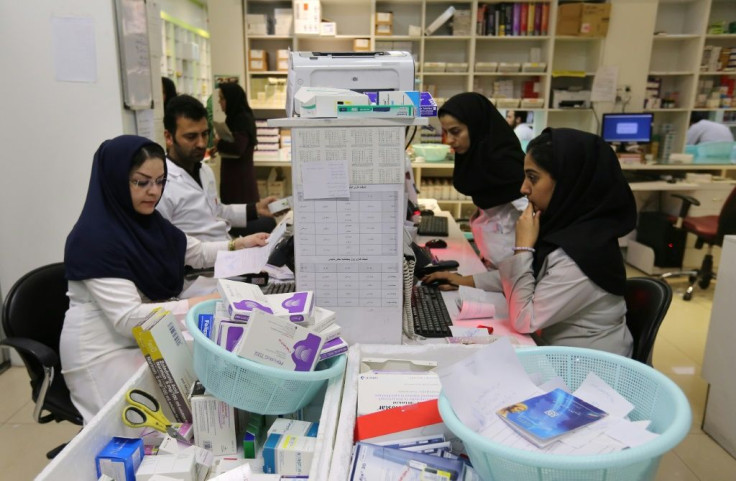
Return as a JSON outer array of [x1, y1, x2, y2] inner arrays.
[[185, 300, 346, 415], [439, 346, 691, 481]]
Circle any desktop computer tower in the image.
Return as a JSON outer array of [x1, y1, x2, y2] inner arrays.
[[635, 212, 687, 268]]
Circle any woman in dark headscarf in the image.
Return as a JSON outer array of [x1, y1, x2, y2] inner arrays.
[[438, 93, 527, 268], [216, 82, 259, 204], [425, 128, 636, 355], [60, 135, 267, 422]]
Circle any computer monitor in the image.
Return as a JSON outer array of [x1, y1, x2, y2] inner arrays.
[[601, 113, 654, 143]]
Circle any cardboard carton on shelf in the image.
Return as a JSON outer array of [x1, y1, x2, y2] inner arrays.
[[557, 3, 611, 37]]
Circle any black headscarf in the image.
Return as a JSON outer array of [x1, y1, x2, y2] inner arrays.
[[439, 92, 525, 209], [65, 135, 187, 301], [219, 82, 257, 146], [532, 128, 637, 296]]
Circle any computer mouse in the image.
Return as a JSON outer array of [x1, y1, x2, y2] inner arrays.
[[425, 239, 447, 249], [426, 278, 450, 287], [420, 209, 435, 216]]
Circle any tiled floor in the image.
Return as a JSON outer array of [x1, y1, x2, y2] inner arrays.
[[2, 273, 736, 480]]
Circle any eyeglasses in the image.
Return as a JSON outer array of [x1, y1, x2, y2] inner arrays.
[[129, 176, 167, 189]]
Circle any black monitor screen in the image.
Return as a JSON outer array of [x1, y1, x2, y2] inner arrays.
[[601, 113, 654, 143]]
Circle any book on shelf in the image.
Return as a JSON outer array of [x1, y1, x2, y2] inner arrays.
[[425, 6, 455, 36], [497, 388, 608, 447], [132, 308, 197, 423]]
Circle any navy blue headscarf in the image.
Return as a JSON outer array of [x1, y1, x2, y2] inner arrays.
[[65, 135, 187, 301]]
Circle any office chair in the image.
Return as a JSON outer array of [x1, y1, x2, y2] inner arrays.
[[660, 186, 736, 300], [0, 262, 83, 459], [624, 277, 672, 366]]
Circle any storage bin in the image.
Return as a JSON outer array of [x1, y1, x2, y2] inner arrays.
[[690, 141, 736, 164], [439, 346, 691, 481], [413, 143, 451, 162], [186, 300, 346, 415], [328, 343, 489, 481]]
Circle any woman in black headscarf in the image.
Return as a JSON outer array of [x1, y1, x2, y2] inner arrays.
[[60, 135, 268, 422], [437, 93, 527, 268], [425, 128, 636, 356], [216, 82, 259, 204]]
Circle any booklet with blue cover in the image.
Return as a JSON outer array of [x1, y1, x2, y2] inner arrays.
[[497, 388, 608, 447]]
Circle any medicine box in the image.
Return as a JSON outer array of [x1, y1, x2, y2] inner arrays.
[[95, 437, 144, 481], [233, 310, 324, 372], [266, 291, 315, 323], [190, 384, 238, 455], [135, 452, 197, 481], [217, 279, 273, 322], [268, 418, 320, 437], [262, 433, 317, 476]]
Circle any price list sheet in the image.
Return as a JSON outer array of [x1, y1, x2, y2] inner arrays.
[[291, 125, 406, 344]]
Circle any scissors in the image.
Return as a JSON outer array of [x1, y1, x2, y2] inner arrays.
[[122, 388, 188, 442]]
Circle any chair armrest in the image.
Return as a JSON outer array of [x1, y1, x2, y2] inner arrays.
[[670, 193, 701, 219], [0, 337, 59, 368]]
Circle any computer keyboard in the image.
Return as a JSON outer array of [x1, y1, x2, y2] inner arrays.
[[411, 285, 453, 338], [262, 281, 296, 295], [417, 216, 449, 237]]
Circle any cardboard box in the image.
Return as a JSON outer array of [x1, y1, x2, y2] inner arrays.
[[375, 12, 393, 25], [353, 38, 370, 52], [248, 58, 268, 72], [556, 3, 611, 37], [375, 23, 393, 36]]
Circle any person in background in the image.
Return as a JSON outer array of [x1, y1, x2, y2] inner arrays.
[[60, 135, 267, 422], [424, 128, 636, 357], [439, 92, 527, 268], [215, 82, 260, 205], [162, 76, 177, 111], [157, 95, 278, 242], [506, 109, 535, 142], [686, 111, 734, 145]]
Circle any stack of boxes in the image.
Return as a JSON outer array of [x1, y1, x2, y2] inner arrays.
[[375, 12, 393, 36], [274, 8, 293, 35], [254, 120, 280, 160], [451, 9, 472, 36], [248, 49, 268, 73], [556, 2, 610, 37]]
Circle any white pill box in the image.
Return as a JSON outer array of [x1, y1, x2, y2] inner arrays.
[[268, 196, 293, 214], [217, 279, 273, 322], [265, 291, 315, 323], [233, 310, 324, 372]]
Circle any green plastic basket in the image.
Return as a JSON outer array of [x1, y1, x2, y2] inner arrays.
[[439, 346, 691, 481], [185, 299, 346, 415]]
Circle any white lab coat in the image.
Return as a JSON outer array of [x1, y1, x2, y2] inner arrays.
[[60, 236, 224, 423], [473, 248, 633, 357], [470, 197, 528, 269], [157, 159, 247, 242]]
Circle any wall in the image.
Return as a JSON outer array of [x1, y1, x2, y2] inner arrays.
[[208, 0, 246, 87], [0, 1, 131, 302]]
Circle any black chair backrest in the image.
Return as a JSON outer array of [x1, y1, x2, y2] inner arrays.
[[1, 263, 68, 381], [624, 277, 672, 365], [716, 186, 736, 245]]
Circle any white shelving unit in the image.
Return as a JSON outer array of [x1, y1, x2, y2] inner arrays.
[[644, 0, 736, 155], [160, 11, 212, 104], [241, 0, 603, 138]]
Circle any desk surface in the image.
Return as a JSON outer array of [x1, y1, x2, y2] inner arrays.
[[413, 211, 534, 346]]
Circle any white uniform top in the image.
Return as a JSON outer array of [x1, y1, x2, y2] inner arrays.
[[157, 158, 247, 242], [514, 123, 535, 142], [470, 197, 528, 269], [473, 248, 633, 357], [686, 119, 734, 145], [60, 235, 224, 423]]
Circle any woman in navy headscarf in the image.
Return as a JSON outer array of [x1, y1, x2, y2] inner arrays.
[[61, 135, 268, 422]]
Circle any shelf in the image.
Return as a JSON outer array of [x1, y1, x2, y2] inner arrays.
[[250, 71, 288, 75], [248, 35, 293, 40], [691, 108, 736, 112], [424, 36, 473, 40], [644, 108, 690, 112], [648, 71, 697, 76], [475, 36, 552, 41], [699, 71, 736, 76], [374, 35, 422, 41], [547, 108, 595, 113], [653, 34, 701, 40], [421, 72, 470, 76], [705, 34, 736, 39], [473, 72, 548, 76], [554, 36, 605, 41]]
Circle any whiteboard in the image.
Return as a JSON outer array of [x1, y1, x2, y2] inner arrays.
[[114, 0, 153, 109]]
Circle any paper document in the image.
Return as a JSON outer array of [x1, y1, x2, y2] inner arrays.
[[591, 65, 618, 102], [214, 220, 288, 278], [213, 120, 234, 143], [180, 275, 217, 298], [455, 286, 496, 320], [301, 160, 350, 199], [438, 338, 542, 431]]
